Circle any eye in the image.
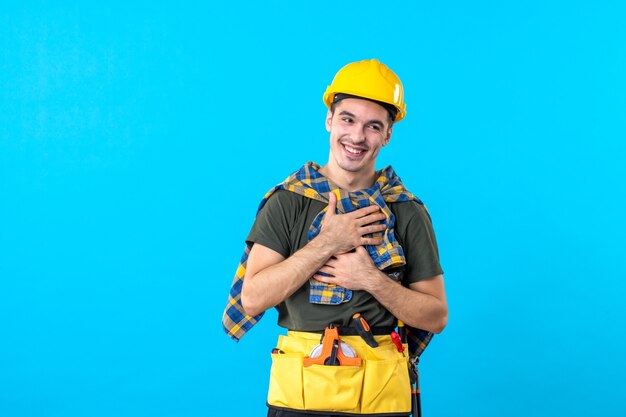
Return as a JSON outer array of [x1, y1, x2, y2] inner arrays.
[[368, 124, 382, 131], [341, 117, 353, 123]]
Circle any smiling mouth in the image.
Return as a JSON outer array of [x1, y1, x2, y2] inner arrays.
[[342, 143, 368, 157]]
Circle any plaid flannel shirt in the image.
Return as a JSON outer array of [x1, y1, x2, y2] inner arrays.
[[222, 162, 434, 357]]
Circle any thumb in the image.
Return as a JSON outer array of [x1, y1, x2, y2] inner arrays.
[[326, 191, 337, 217]]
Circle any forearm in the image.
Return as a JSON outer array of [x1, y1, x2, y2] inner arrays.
[[366, 273, 448, 334], [241, 237, 336, 317], [242, 195, 388, 317]]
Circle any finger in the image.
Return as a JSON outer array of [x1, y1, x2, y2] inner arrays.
[[318, 265, 334, 274], [352, 204, 383, 219], [326, 192, 337, 218], [362, 211, 387, 223], [314, 274, 336, 283], [361, 224, 387, 235], [323, 258, 337, 267], [361, 237, 383, 246]]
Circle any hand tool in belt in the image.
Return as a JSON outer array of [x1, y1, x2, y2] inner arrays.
[[303, 324, 362, 367], [351, 313, 379, 348]]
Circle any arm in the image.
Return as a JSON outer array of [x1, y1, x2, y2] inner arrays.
[[241, 192, 388, 317], [314, 246, 448, 333], [369, 271, 448, 334], [240, 239, 333, 317]]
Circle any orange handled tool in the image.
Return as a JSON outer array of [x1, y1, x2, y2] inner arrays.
[[352, 313, 378, 348], [303, 325, 362, 367]]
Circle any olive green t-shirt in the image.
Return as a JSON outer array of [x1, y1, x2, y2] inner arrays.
[[247, 189, 443, 331]]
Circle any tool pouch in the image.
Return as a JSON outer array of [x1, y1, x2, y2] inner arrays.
[[267, 331, 411, 415]]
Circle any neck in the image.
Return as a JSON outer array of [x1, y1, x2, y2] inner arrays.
[[318, 163, 376, 192]]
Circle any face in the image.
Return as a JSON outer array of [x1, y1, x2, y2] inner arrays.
[[325, 98, 393, 178]]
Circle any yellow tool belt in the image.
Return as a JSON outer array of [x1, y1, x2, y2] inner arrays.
[[267, 330, 411, 415]]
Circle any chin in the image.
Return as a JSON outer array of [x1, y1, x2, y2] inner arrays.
[[337, 161, 369, 173]]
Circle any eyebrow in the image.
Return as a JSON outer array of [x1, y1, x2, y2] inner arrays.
[[338, 110, 385, 129]]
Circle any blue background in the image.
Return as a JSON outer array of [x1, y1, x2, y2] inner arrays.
[[1, 1, 625, 416]]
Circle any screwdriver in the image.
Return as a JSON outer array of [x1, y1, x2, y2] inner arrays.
[[352, 313, 378, 348]]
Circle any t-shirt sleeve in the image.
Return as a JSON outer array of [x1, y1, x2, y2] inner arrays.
[[246, 190, 295, 259], [397, 201, 444, 284]]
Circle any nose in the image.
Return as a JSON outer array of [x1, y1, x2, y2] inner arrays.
[[349, 123, 367, 144]]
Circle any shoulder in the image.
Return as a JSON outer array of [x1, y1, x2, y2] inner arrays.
[[259, 189, 326, 227], [261, 189, 310, 213], [390, 199, 439, 243], [390, 199, 432, 224]]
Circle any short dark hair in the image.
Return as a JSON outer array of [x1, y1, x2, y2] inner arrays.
[[331, 93, 396, 126]]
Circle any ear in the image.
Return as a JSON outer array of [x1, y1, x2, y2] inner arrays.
[[383, 125, 393, 146], [325, 109, 333, 133]]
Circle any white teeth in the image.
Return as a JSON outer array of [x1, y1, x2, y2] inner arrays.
[[344, 145, 364, 154]]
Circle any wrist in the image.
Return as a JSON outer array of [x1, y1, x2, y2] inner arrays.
[[312, 230, 340, 255], [362, 267, 389, 294], [308, 232, 338, 260]]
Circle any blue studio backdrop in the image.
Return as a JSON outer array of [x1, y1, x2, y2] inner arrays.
[[1, 2, 625, 417]]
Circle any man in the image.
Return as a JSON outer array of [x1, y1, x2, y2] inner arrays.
[[223, 59, 447, 416]]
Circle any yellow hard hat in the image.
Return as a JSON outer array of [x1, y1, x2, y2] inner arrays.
[[323, 59, 406, 122]]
